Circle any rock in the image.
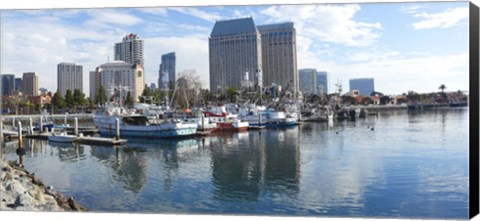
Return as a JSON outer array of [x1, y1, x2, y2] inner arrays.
[[68, 197, 87, 211], [1, 159, 87, 212]]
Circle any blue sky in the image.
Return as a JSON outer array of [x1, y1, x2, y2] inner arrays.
[[1, 1, 468, 96]]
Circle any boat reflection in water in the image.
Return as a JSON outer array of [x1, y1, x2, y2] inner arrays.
[[209, 126, 301, 207]]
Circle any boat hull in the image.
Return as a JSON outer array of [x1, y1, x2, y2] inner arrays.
[[48, 135, 76, 143], [94, 116, 198, 138]]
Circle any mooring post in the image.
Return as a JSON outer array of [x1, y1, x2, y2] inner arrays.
[[29, 117, 33, 135], [115, 118, 120, 140], [17, 121, 23, 148], [64, 114, 67, 126], [74, 117, 78, 137], [12, 117, 15, 128], [0, 119, 3, 142], [201, 114, 205, 131], [258, 112, 262, 126], [39, 115, 44, 133]]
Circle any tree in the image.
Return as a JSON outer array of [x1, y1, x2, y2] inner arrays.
[[25, 100, 34, 114], [174, 70, 203, 108], [51, 91, 66, 113], [139, 84, 154, 103], [439, 84, 447, 93], [95, 85, 108, 106], [73, 89, 86, 110], [370, 91, 384, 97], [407, 91, 421, 103], [226, 87, 239, 103], [65, 90, 74, 109], [124, 91, 135, 108], [380, 96, 391, 105]]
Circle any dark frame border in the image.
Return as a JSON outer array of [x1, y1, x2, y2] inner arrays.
[[470, 1, 479, 219]]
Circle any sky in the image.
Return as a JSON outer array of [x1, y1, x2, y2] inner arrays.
[[0, 1, 469, 96]]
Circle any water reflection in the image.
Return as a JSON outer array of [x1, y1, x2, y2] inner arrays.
[[209, 127, 301, 202], [90, 145, 147, 193]]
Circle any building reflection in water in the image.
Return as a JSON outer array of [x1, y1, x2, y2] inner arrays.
[[209, 127, 301, 202], [89, 143, 148, 193]]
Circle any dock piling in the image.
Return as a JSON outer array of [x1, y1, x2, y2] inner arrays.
[[12, 117, 15, 128], [75, 117, 78, 137], [40, 115, 43, 133], [17, 121, 23, 148], [0, 119, 3, 142], [64, 114, 68, 126], [258, 113, 262, 126], [115, 118, 120, 140], [29, 117, 33, 135], [201, 114, 205, 131]]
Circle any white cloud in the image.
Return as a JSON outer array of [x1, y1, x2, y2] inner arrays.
[[86, 9, 143, 27], [410, 7, 468, 30], [170, 7, 222, 22], [399, 4, 424, 14], [261, 4, 382, 47], [136, 7, 168, 16], [2, 11, 127, 96]]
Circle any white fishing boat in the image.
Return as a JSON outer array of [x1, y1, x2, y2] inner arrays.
[[264, 108, 298, 127], [204, 106, 249, 131], [48, 131, 77, 143], [94, 106, 198, 138]]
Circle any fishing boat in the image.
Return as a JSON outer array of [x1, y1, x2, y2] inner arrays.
[[204, 106, 249, 131], [263, 108, 298, 127], [238, 104, 267, 126], [94, 106, 198, 138], [48, 131, 76, 143]]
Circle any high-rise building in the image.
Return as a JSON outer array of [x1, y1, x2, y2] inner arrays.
[[114, 33, 144, 67], [257, 22, 298, 96], [150, 83, 156, 92], [349, 78, 375, 96], [316, 71, 328, 95], [299, 68, 317, 95], [22, 72, 39, 96], [95, 61, 145, 102], [158, 52, 176, 90], [209, 17, 263, 93], [57, 62, 83, 96], [89, 70, 101, 101], [1, 74, 15, 96], [14, 78, 23, 94]]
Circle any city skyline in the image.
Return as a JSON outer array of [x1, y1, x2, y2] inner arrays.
[[1, 1, 468, 96]]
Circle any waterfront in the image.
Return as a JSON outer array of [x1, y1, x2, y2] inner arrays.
[[1, 108, 469, 219]]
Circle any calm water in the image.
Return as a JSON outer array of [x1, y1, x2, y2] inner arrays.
[[1, 108, 469, 219]]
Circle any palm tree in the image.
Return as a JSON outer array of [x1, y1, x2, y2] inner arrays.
[[439, 84, 447, 93]]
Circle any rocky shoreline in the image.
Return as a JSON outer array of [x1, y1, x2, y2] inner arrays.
[[0, 159, 87, 212]]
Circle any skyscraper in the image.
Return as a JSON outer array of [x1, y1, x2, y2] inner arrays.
[[114, 33, 144, 67], [316, 71, 328, 95], [349, 78, 375, 96], [257, 22, 298, 96], [209, 17, 262, 93], [299, 68, 317, 95], [95, 61, 145, 102], [1, 74, 15, 96], [57, 62, 83, 96], [22, 72, 39, 96], [14, 78, 22, 94], [89, 70, 101, 101], [158, 52, 176, 90]]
